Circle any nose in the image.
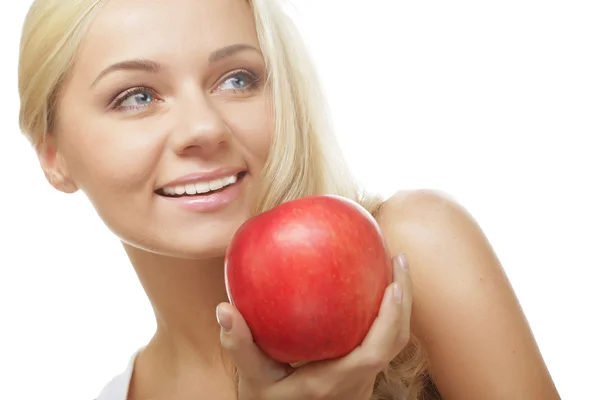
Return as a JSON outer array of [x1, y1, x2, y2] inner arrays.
[[168, 89, 231, 156]]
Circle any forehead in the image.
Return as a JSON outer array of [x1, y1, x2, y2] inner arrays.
[[76, 0, 257, 75]]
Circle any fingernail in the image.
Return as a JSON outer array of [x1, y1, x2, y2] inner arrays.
[[395, 253, 409, 272], [392, 282, 403, 304], [216, 305, 233, 333]]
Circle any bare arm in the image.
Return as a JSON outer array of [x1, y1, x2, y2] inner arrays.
[[377, 190, 560, 399]]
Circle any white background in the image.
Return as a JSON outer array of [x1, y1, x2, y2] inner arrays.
[[1, 1, 598, 399]]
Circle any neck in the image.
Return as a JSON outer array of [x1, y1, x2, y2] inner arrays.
[[123, 244, 236, 397]]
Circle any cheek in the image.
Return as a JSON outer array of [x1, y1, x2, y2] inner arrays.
[[242, 122, 272, 165], [224, 98, 274, 167], [59, 119, 163, 200]]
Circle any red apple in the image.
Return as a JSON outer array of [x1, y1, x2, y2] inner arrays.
[[224, 195, 393, 364]]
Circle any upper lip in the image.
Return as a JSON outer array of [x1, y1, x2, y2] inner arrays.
[[158, 167, 246, 190]]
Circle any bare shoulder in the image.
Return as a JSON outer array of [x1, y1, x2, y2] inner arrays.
[[375, 189, 560, 399], [376, 189, 492, 273], [376, 189, 491, 280], [376, 188, 476, 238]]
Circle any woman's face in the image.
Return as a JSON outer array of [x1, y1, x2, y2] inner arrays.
[[49, 0, 273, 258]]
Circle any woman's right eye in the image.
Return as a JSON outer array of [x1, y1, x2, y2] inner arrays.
[[113, 88, 158, 111]]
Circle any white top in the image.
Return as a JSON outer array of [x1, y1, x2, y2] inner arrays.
[[95, 350, 139, 400]]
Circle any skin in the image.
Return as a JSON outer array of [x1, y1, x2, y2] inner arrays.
[[37, 0, 560, 398], [377, 191, 560, 399]]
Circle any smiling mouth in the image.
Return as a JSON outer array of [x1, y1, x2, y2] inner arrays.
[[156, 171, 247, 198]]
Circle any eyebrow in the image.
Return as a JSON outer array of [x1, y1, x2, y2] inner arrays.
[[91, 43, 260, 88]]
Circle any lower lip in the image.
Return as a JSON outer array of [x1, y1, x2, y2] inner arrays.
[[157, 176, 244, 213]]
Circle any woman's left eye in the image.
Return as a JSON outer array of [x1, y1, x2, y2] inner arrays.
[[215, 71, 259, 93]]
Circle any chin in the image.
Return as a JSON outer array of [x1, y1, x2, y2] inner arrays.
[[102, 193, 252, 263], [119, 224, 239, 262], [170, 241, 230, 260], [121, 238, 230, 262]]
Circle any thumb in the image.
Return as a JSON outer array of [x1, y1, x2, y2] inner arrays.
[[216, 302, 292, 385]]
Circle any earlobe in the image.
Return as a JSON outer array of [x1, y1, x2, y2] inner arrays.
[[36, 136, 79, 194], [43, 169, 78, 194]]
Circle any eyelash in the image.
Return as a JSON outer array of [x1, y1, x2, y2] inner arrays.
[[110, 69, 262, 111], [111, 87, 158, 111]]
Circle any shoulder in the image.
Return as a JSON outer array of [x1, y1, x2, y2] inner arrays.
[[376, 189, 486, 266], [375, 189, 559, 398], [375, 188, 498, 322], [375, 188, 503, 326], [377, 188, 474, 234]]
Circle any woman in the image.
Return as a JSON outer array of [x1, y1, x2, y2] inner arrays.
[[18, 0, 560, 399]]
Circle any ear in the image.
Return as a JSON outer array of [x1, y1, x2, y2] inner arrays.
[[36, 136, 79, 194]]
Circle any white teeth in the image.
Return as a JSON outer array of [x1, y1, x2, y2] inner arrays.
[[161, 174, 239, 197], [185, 184, 196, 195], [209, 179, 224, 191], [195, 181, 210, 194]]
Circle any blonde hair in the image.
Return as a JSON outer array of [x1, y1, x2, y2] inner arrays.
[[18, 0, 435, 398]]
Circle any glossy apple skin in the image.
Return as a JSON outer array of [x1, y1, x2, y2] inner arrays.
[[224, 195, 393, 364]]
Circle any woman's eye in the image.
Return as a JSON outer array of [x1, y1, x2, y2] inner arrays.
[[216, 71, 258, 92], [117, 90, 155, 108]]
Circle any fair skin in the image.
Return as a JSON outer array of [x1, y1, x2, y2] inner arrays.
[[38, 0, 560, 399]]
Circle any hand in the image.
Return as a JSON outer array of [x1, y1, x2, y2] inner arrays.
[[216, 254, 413, 400]]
